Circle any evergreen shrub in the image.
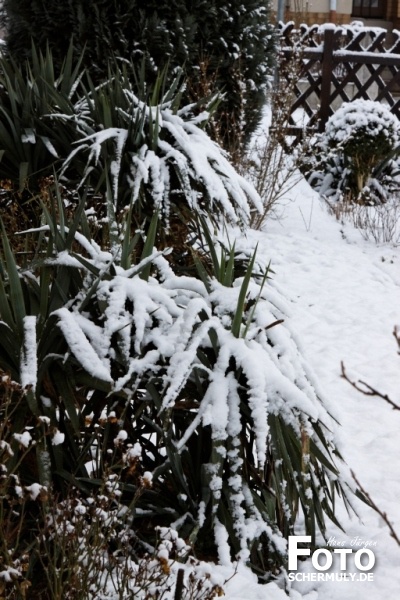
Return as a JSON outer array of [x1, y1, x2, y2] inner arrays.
[[306, 99, 400, 203], [0, 56, 260, 240], [0, 182, 355, 578], [0, 44, 82, 193], [1, 0, 276, 154]]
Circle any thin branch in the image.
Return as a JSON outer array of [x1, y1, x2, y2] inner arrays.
[[394, 326, 400, 353], [341, 362, 400, 411], [351, 470, 400, 547]]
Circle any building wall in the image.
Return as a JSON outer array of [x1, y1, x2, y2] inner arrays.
[[271, 1, 396, 26], [283, 1, 348, 13], [387, 0, 400, 24]]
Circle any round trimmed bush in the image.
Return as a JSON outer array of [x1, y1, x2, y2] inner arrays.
[[308, 99, 400, 202]]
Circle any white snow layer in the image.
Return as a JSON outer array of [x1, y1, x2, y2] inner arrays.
[[20, 316, 37, 391], [240, 176, 400, 600]]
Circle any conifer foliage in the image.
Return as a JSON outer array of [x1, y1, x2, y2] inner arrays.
[[1, 0, 275, 152]]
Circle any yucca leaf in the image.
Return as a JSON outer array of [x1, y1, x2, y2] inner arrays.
[[0, 219, 26, 339], [309, 437, 339, 474], [242, 261, 271, 339], [51, 181, 66, 238], [36, 314, 67, 369], [18, 161, 29, 191], [269, 414, 297, 482], [191, 251, 211, 293], [165, 447, 192, 498], [167, 70, 185, 113], [38, 256, 53, 330], [51, 267, 74, 308], [217, 494, 241, 554], [60, 38, 75, 97], [54, 469, 93, 495], [197, 216, 220, 278], [150, 67, 165, 107], [65, 190, 90, 251], [222, 243, 236, 286], [146, 382, 163, 411], [0, 321, 19, 376], [121, 207, 142, 270], [231, 245, 258, 338], [67, 370, 112, 396], [51, 364, 81, 434], [23, 276, 41, 315], [0, 273, 16, 331], [39, 199, 60, 245], [140, 210, 159, 281]]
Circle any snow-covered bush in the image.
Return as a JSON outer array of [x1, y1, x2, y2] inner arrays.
[[0, 194, 355, 578], [74, 234, 353, 566], [0, 54, 261, 236], [307, 99, 400, 203], [0, 50, 355, 583], [326, 195, 400, 244], [59, 67, 261, 228]]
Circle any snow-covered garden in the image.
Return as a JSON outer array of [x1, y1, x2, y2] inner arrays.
[[0, 3, 399, 599]]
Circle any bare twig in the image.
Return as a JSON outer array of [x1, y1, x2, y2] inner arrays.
[[326, 197, 400, 244], [341, 362, 400, 411], [241, 43, 311, 230], [351, 470, 400, 547], [394, 326, 400, 353]]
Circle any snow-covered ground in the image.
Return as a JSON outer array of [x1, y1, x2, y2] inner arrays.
[[220, 176, 400, 599]]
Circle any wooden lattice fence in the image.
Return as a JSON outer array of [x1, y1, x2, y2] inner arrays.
[[278, 23, 400, 139]]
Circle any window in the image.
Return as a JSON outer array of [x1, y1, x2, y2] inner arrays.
[[352, 0, 386, 18]]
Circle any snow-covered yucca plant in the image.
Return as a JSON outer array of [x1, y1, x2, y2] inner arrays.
[[307, 99, 400, 203], [58, 66, 261, 229], [0, 195, 356, 575], [0, 42, 83, 191], [45, 204, 363, 565]]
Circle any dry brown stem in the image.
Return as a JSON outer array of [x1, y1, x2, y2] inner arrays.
[[351, 470, 400, 547], [340, 362, 400, 411]]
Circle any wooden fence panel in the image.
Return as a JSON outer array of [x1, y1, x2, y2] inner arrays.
[[278, 23, 400, 140]]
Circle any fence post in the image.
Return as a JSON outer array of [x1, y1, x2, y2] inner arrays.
[[319, 26, 335, 132], [174, 568, 185, 600]]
